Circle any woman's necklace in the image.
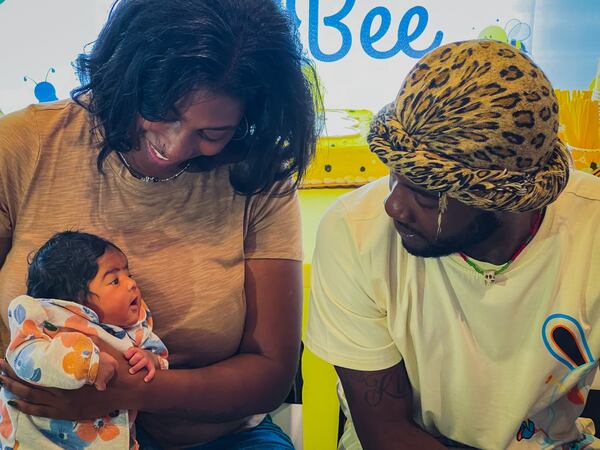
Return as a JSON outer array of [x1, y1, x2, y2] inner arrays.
[[458, 210, 544, 286], [116, 151, 190, 183]]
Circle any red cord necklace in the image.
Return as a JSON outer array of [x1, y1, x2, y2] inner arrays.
[[458, 210, 544, 286]]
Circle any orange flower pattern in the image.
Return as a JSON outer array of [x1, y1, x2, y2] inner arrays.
[[64, 314, 100, 337], [77, 416, 120, 443], [0, 401, 14, 440], [2, 295, 167, 449], [60, 332, 96, 381], [7, 319, 49, 352]]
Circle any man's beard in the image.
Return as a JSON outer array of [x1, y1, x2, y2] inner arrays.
[[401, 212, 500, 258]]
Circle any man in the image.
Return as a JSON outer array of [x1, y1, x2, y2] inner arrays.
[[306, 39, 600, 450]]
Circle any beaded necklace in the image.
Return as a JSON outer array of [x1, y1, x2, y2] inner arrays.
[[458, 210, 544, 286], [117, 152, 190, 183]]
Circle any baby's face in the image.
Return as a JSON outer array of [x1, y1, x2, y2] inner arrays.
[[87, 247, 142, 327]]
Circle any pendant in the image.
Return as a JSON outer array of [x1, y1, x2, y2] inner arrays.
[[483, 270, 496, 286]]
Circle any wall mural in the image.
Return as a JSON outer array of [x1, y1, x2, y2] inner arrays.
[[0, 1, 598, 112], [0, 0, 597, 167]]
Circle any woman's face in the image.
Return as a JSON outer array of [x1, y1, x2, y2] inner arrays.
[[130, 89, 244, 178]]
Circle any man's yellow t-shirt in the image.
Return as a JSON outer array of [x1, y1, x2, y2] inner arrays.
[[307, 172, 600, 450]]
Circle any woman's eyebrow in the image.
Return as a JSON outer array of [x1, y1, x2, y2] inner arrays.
[[201, 125, 238, 131]]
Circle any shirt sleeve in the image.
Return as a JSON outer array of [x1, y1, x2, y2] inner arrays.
[[6, 295, 100, 389], [244, 179, 302, 261], [0, 106, 40, 238], [140, 330, 169, 370], [305, 202, 402, 371]]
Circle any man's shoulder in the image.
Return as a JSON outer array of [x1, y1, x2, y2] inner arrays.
[[326, 176, 390, 223], [554, 170, 600, 217], [562, 170, 600, 202], [318, 176, 393, 254]]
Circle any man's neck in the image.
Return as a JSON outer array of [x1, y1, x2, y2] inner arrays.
[[461, 210, 542, 265]]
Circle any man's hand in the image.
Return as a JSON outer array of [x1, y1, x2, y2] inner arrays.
[[123, 347, 160, 382], [94, 351, 118, 391]]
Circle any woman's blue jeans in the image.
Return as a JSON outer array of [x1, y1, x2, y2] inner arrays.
[[137, 415, 295, 450]]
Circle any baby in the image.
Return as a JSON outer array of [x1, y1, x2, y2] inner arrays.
[[0, 231, 168, 449]]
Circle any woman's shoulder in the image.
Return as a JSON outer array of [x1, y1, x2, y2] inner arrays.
[[0, 103, 41, 153], [7, 97, 89, 127], [0, 99, 78, 129], [0, 104, 44, 177], [0, 99, 89, 160], [244, 177, 300, 216]]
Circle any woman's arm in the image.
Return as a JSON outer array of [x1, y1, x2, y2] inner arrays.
[[0, 237, 10, 267], [0, 236, 12, 329], [138, 258, 302, 419], [0, 258, 303, 421]]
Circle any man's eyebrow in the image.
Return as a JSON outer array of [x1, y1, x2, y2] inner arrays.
[[404, 182, 437, 197], [390, 173, 437, 197]]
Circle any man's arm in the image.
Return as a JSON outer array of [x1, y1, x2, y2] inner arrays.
[[336, 361, 445, 450], [582, 390, 600, 437]]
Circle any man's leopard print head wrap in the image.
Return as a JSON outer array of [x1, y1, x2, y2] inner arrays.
[[368, 39, 571, 213]]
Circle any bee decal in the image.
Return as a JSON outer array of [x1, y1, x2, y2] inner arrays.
[[24, 68, 58, 103], [479, 19, 531, 54]]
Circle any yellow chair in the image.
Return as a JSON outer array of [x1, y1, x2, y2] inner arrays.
[[298, 188, 353, 450], [301, 262, 341, 450]]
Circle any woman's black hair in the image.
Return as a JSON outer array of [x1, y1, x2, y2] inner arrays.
[[27, 231, 122, 304], [72, 0, 322, 195]]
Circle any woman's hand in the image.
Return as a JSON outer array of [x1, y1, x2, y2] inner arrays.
[[0, 342, 146, 420]]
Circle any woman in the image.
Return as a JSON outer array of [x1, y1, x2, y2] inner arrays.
[[0, 0, 320, 448]]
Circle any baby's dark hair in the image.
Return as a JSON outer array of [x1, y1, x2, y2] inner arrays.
[[27, 231, 123, 304]]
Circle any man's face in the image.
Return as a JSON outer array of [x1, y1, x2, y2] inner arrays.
[[384, 172, 500, 257]]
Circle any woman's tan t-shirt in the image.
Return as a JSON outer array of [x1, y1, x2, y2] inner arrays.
[[0, 100, 302, 447]]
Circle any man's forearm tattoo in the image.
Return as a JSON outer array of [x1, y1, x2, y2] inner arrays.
[[348, 366, 411, 407]]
